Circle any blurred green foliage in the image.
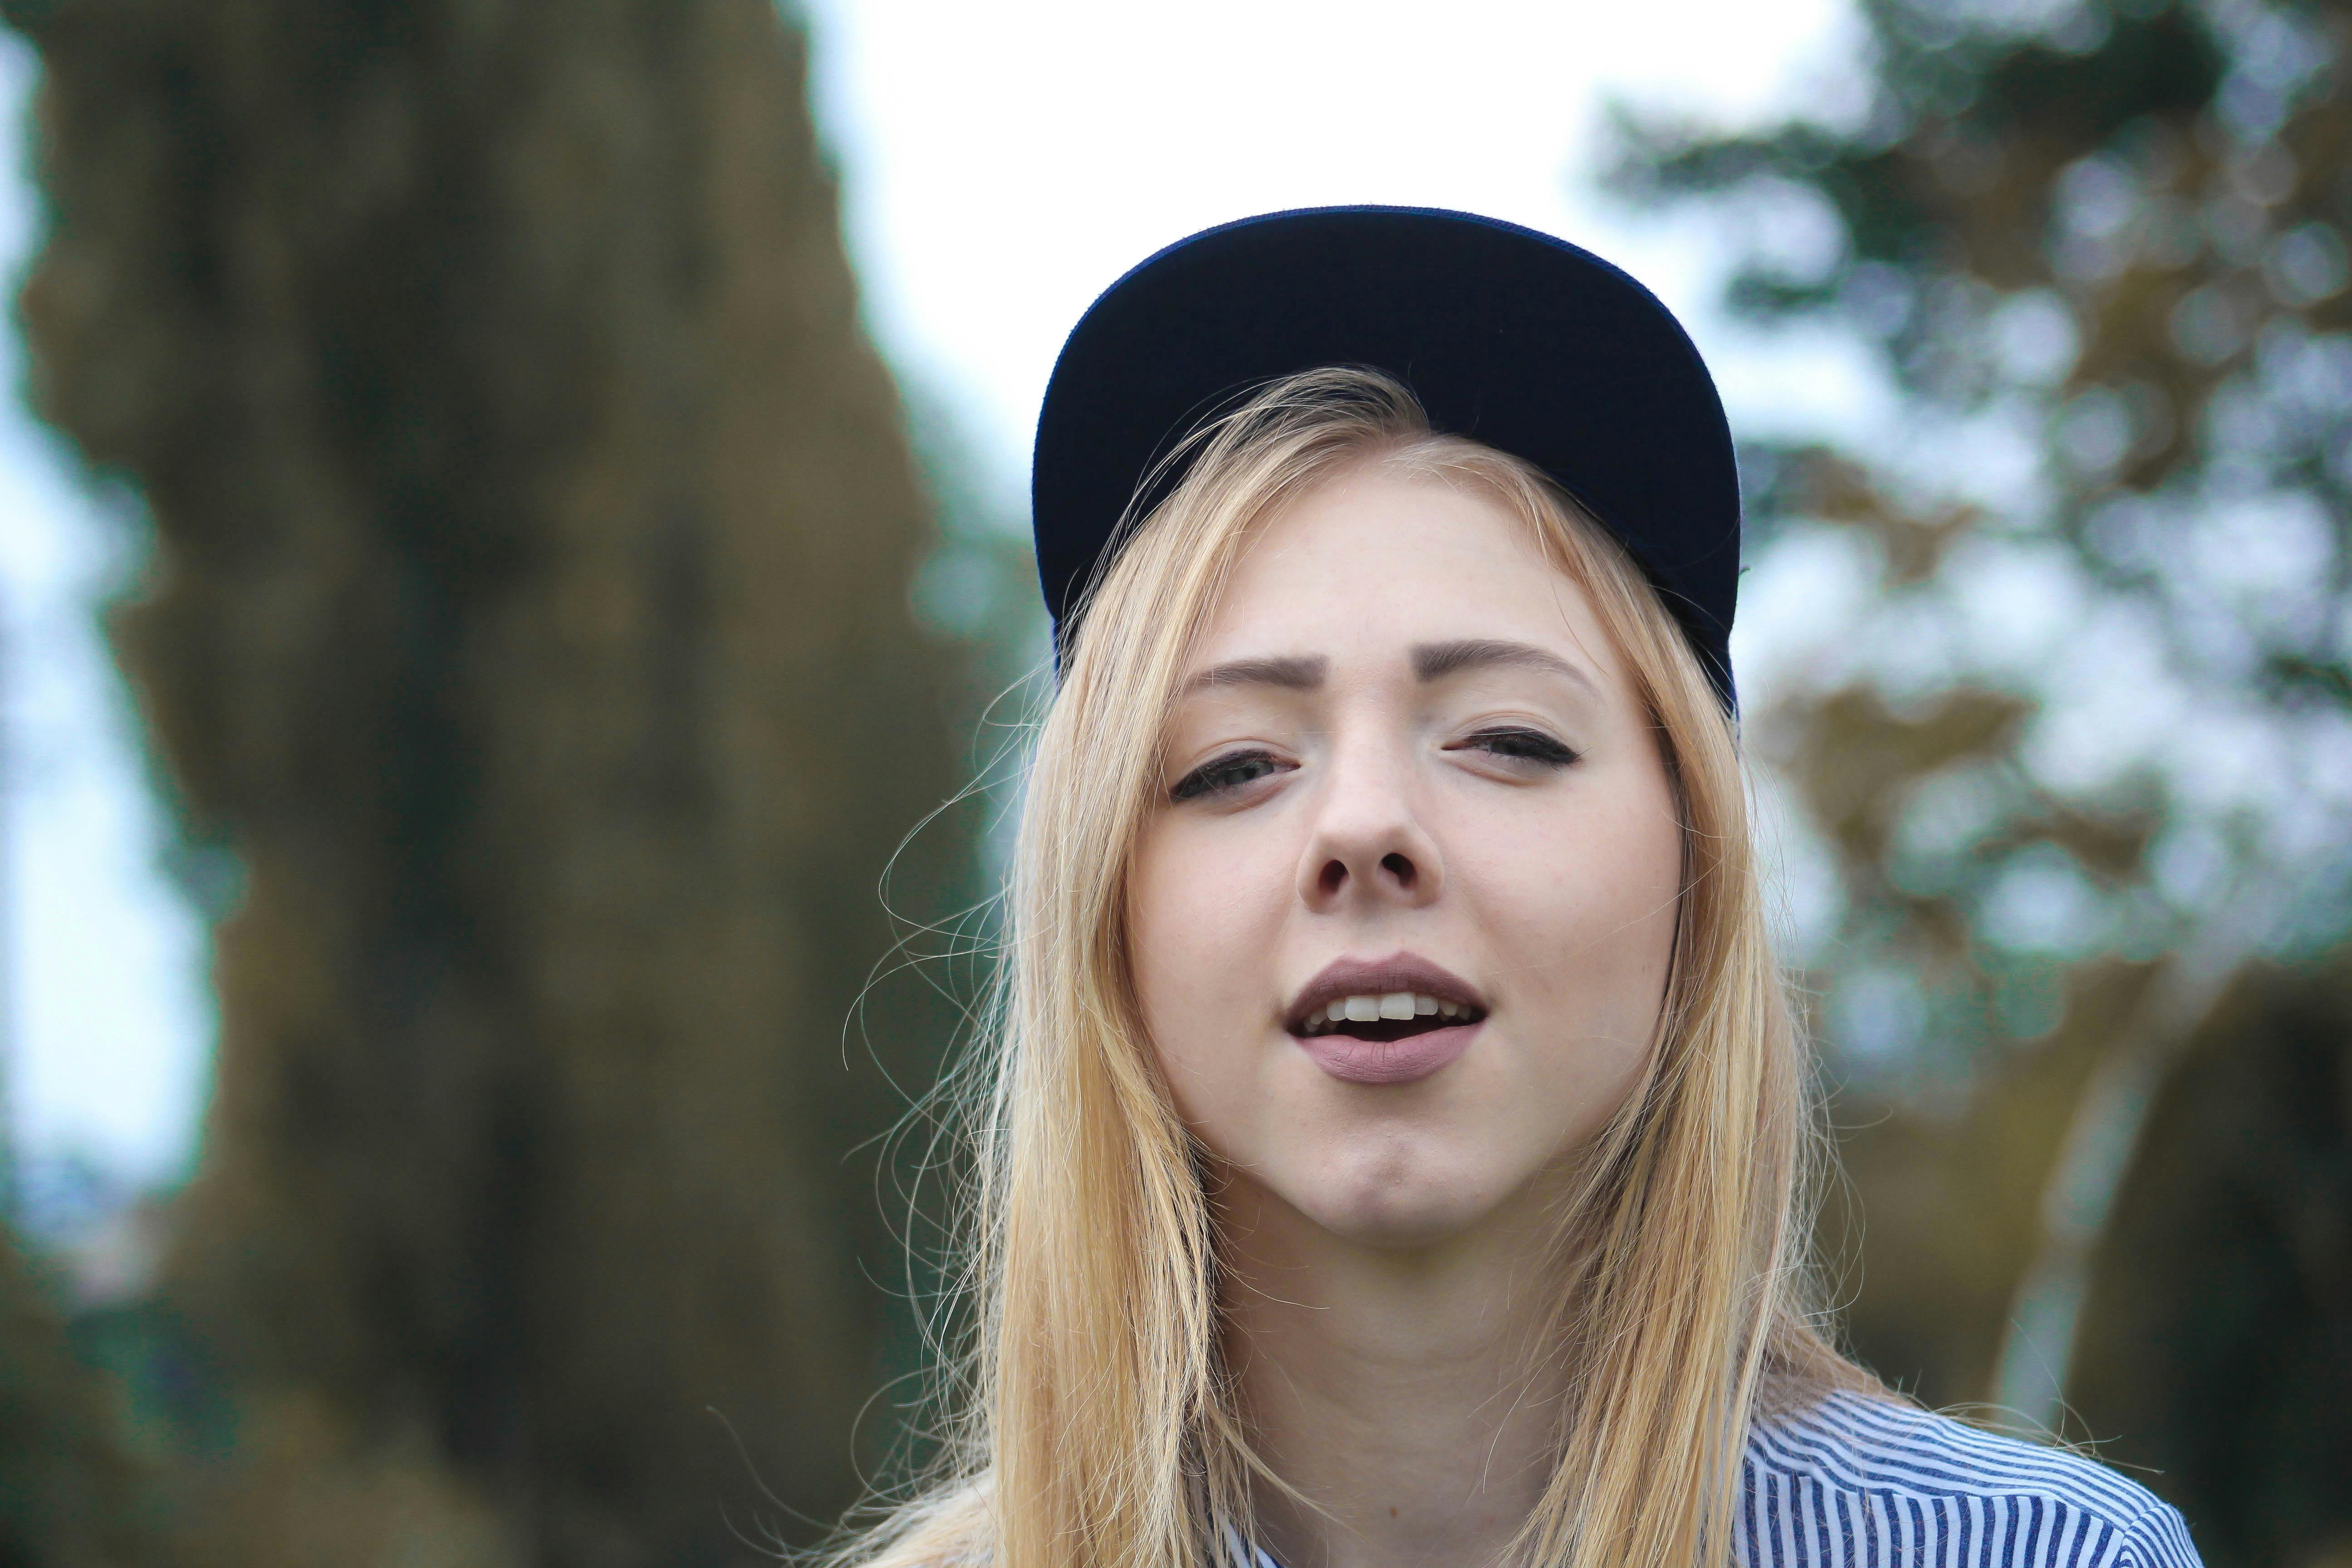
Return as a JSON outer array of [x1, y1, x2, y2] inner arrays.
[[0, 1225, 163, 1567], [1618, 0, 2352, 1046]]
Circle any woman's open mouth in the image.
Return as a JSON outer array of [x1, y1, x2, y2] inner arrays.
[[1293, 990, 1487, 1043], [1283, 955, 1489, 1083]]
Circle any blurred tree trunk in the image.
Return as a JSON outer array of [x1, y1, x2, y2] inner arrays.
[[2068, 958, 2352, 1568], [6, 1, 971, 1563], [1813, 960, 2161, 1410]]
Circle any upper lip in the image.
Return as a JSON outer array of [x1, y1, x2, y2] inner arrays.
[[1284, 952, 1488, 1033]]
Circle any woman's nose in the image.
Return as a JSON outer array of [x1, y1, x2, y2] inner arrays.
[[1296, 737, 1444, 911]]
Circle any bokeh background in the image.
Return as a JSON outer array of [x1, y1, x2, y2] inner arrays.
[[0, 1, 2346, 1564]]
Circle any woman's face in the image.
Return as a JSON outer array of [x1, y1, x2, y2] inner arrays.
[[1127, 461, 1685, 1249]]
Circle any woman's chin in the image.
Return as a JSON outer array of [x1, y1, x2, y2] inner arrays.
[[1282, 1168, 1519, 1252], [1204, 1115, 1571, 1255]]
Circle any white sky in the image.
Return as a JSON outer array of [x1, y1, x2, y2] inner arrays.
[[0, 32, 214, 1198], [0, 2, 1879, 1195], [806, 0, 1882, 503]]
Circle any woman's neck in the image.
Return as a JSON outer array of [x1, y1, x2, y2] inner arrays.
[[1216, 1176, 1572, 1568]]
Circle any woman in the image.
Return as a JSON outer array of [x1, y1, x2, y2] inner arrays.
[[841, 209, 2200, 1568]]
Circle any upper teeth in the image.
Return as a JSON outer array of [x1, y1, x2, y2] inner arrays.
[[1301, 992, 1474, 1034]]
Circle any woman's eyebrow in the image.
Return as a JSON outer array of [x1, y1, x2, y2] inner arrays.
[[1411, 638, 1599, 696], [1184, 654, 1327, 693]]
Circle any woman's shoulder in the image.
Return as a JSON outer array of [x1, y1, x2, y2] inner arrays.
[[1742, 1389, 2201, 1568]]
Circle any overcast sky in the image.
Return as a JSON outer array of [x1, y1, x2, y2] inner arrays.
[[0, 2, 1878, 1194], [805, 0, 1882, 492]]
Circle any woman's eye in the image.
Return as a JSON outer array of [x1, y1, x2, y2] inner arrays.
[[1169, 749, 1290, 802], [1454, 727, 1580, 769]]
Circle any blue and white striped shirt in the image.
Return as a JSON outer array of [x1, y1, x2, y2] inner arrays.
[[1243, 1391, 2201, 1568], [1740, 1392, 2201, 1568]]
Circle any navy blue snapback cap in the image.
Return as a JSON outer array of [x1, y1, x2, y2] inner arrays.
[[1029, 205, 1744, 709]]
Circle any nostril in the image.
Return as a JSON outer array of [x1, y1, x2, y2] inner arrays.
[[1318, 859, 1347, 897], [1381, 851, 1416, 886]]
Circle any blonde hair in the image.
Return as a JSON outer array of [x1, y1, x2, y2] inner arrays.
[[837, 368, 1875, 1568]]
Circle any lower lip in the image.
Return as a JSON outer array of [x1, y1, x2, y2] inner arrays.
[[1296, 1021, 1481, 1086]]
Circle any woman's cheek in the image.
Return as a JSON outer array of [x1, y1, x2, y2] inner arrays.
[[1129, 820, 1280, 1078], [1465, 794, 1677, 1036]]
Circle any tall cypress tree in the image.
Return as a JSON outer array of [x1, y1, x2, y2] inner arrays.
[[5, 1, 975, 1560]]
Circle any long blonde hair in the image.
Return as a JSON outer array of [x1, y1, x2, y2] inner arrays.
[[839, 368, 1874, 1568]]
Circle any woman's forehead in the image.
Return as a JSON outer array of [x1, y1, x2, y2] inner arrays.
[[1193, 466, 1620, 683]]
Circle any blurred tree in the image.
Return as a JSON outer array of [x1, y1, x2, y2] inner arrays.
[[4, 0, 975, 1563], [0, 1224, 163, 1566], [1613, 0, 2352, 1540], [1810, 959, 2161, 1407], [2068, 956, 2352, 1568]]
